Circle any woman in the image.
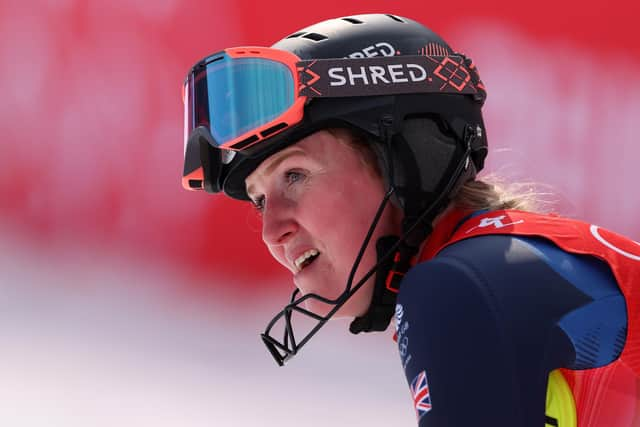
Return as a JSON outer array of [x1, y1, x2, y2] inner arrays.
[[181, 14, 640, 426]]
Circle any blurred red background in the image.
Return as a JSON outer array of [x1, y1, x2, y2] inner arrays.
[[0, 1, 638, 425], [1, 0, 638, 290]]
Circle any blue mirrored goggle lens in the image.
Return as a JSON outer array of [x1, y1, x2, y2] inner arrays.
[[192, 56, 295, 146]]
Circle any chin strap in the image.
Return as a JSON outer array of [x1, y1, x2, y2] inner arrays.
[[349, 114, 480, 334], [349, 215, 433, 334], [349, 121, 479, 334], [349, 235, 400, 334]]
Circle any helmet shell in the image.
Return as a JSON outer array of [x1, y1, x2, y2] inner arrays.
[[220, 13, 487, 202], [273, 14, 450, 60]]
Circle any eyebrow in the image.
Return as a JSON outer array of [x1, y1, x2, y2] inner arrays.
[[246, 149, 306, 197]]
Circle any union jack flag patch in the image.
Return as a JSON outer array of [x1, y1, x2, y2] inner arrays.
[[410, 370, 432, 420]]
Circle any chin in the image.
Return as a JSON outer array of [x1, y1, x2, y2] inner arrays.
[[302, 294, 368, 319], [302, 298, 340, 318], [296, 273, 374, 319]]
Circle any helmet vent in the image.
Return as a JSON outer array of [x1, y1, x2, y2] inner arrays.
[[341, 17, 363, 24], [386, 14, 405, 23], [302, 32, 328, 42], [286, 31, 306, 39]]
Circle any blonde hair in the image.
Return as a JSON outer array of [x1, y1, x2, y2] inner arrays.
[[326, 127, 382, 177], [453, 176, 552, 213], [327, 127, 552, 214]]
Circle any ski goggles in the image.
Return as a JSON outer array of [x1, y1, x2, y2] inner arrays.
[[182, 46, 485, 190]]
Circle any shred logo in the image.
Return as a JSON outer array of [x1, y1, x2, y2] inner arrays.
[[298, 54, 481, 99], [465, 215, 524, 234], [328, 63, 427, 86], [348, 42, 396, 58], [297, 62, 322, 95], [433, 57, 471, 91]]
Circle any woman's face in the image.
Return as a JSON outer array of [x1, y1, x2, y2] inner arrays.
[[245, 130, 402, 318]]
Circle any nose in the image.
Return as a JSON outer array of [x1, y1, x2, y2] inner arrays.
[[261, 195, 298, 247]]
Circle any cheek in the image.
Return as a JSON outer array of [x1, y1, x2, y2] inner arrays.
[[304, 190, 374, 235], [307, 181, 385, 254]]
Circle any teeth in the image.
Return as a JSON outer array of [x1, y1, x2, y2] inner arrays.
[[294, 249, 319, 271]]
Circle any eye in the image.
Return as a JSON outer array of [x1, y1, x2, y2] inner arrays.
[[285, 170, 305, 185], [251, 195, 265, 213]]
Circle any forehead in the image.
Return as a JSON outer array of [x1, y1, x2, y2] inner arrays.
[[245, 130, 361, 193], [246, 145, 308, 189]]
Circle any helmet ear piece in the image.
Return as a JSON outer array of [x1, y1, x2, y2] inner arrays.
[[400, 117, 460, 195], [374, 117, 464, 213]]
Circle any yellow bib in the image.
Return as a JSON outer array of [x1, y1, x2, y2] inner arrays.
[[545, 370, 577, 427]]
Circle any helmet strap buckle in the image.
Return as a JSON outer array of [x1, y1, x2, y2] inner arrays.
[[384, 251, 404, 293]]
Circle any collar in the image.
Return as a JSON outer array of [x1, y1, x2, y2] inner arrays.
[[391, 208, 480, 343], [418, 208, 481, 261]]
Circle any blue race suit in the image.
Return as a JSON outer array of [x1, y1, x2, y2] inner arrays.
[[395, 209, 639, 426]]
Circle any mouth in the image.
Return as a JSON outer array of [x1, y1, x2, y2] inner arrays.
[[294, 249, 320, 272]]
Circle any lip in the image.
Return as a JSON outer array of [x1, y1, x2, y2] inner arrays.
[[295, 252, 321, 275], [292, 253, 322, 290], [286, 246, 320, 273]]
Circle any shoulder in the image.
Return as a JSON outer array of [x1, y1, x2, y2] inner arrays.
[[397, 233, 598, 312], [403, 233, 546, 288], [396, 234, 517, 310]]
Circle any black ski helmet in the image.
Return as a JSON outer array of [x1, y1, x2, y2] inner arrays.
[[187, 13, 489, 363], [219, 13, 488, 214]]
